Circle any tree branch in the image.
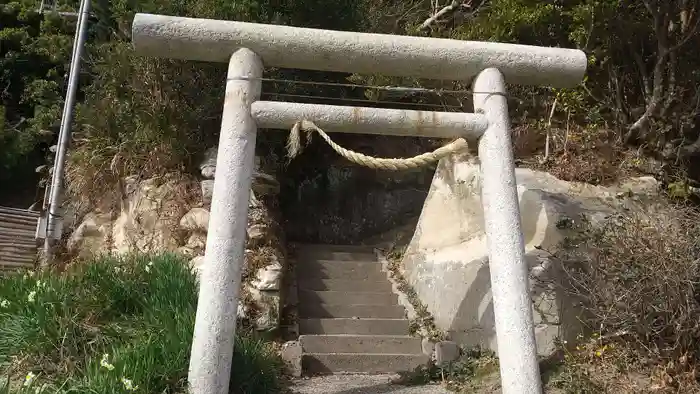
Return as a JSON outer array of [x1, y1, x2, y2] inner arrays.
[[626, 1, 672, 142], [660, 49, 678, 118], [421, 0, 471, 30], [668, 2, 700, 52], [608, 65, 629, 127], [632, 48, 652, 101], [4, 117, 27, 132]]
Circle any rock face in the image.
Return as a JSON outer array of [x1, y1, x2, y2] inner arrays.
[[68, 150, 286, 332], [67, 211, 114, 256], [179, 208, 209, 232], [281, 137, 435, 244], [400, 154, 659, 356], [68, 175, 197, 257], [192, 152, 286, 331]]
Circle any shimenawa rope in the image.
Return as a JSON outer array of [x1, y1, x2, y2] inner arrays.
[[286, 120, 469, 171]]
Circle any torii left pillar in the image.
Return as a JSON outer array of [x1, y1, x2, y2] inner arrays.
[[188, 48, 262, 393]]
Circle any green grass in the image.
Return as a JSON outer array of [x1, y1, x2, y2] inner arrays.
[[0, 254, 284, 393]]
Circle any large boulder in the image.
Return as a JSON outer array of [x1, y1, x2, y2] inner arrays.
[[179, 208, 209, 232], [400, 154, 659, 356], [198, 149, 278, 200], [68, 175, 196, 257], [199, 147, 218, 179], [66, 211, 114, 259]]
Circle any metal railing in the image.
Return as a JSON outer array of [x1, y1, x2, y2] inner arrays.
[[0, 206, 39, 272]]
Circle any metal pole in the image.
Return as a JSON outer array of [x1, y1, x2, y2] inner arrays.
[[38, 0, 83, 215], [39, 0, 83, 217], [42, 0, 91, 264], [473, 68, 542, 394], [188, 48, 262, 394], [66, 0, 85, 62]]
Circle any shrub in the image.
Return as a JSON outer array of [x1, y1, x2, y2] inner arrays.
[[68, 42, 226, 206], [514, 122, 647, 186], [550, 204, 700, 392], [0, 254, 284, 393]]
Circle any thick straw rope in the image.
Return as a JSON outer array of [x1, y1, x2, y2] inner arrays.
[[286, 120, 469, 171]]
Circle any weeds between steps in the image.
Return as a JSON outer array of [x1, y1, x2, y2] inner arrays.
[[384, 245, 445, 342], [384, 245, 501, 392]]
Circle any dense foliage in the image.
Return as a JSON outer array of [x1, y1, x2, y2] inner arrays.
[[1, 1, 73, 169], [2, 0, 700, 203]]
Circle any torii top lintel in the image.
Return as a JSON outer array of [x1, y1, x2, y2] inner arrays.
[[132, 13, 587, 88]]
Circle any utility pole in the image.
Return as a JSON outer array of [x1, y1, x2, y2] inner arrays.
[[39, 0, 91, 266]]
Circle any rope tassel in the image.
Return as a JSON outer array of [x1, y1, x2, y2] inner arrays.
[[286, 120, 470, 171], [286, 122, 303, 160]]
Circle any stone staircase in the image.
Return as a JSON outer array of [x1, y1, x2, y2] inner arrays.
[[293, 244, 428, 374]]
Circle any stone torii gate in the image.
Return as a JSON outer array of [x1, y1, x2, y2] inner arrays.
[[131, 14, 586, 394]]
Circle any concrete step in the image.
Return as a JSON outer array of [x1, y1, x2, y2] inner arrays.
[[298, 277, 393, 292], [299, 290, 398, 306], [300, 335, 422, 354], [299, 258, 381, 265], [295, 249, 378, 262], [299, 303, 406, 319], [297, 260, 385, 280], [303, 353, 429, 374], [294, 244, 377, 254], [289, 374, 451, 394], [299, 318, 410, 335]]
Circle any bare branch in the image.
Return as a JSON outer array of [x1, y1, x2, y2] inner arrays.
[[421, 0, 471, 30], [581, 80, 604, 103], [3, 117, 27, 133], [583, 7, 596, 50], [667, 4, 700, 52], [632, 49, 652, 101], [650, 53, 667, 108], [1, 80, 11, 99], [680, 0, 691, 32], [544, 97, 558, 160], [626, 1, 672, 142], [660, 50, 678, 118], [608, 65, 628, 127]]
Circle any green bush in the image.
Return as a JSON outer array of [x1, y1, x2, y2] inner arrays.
[[0, 254, 284, 393]]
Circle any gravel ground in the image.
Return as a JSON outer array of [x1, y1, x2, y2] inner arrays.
[[290, 374, 451, 394]]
